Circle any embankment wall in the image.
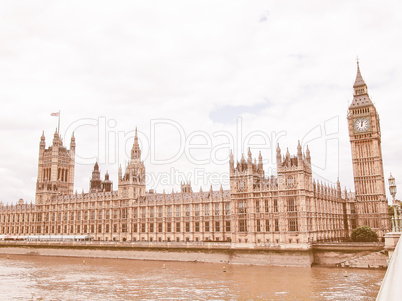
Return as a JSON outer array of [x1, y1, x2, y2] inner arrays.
[[0, 242, 385, 267]]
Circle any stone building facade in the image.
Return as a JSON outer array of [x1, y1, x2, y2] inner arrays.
[[0, 64, 389, 244]]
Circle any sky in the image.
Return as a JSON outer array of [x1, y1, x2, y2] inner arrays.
[[0, 0, 401, 204]]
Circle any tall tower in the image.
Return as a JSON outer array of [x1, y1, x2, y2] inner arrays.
[[347, 62, 390, 235], [229, 148, 265, 242], [276, 142, 313, 242], [118, 127, 146, 199], [35, 130, 75, 204]]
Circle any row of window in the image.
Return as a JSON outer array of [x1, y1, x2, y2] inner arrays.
[[239, 199, 289, 213], [238, 219, 298, 232], [0, 204, 232, 223], [2, 198, 344, 223], [247, 198, 342, 214], [1, 221, 231, 235], [1, 219, 301, 235]]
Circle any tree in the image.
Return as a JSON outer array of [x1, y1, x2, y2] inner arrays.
[[351, 226, 379, 242]]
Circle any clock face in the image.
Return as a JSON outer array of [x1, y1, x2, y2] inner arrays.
[[354, 117, 370, 132]]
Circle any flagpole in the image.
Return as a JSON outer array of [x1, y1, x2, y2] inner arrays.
[[58, 110, 60, 133]]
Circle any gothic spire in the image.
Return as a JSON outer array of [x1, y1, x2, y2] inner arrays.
[[350, 60, 372, 108], [134, 126, 138, 144], [353, 60, 366, 88], [297, 140, 302, 156], [131, 126, 141, 160]]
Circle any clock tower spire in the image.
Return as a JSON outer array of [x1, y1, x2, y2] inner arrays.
[[347, 62, 390, 236]]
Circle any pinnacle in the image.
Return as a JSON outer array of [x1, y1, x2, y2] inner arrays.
[[353, 61, 366, 88], [297, 140, 302, 155], [134, 127, 139, 144]]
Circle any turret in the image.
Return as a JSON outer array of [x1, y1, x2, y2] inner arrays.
[[336, 178, 342, 198], [118, 164, 122, 178], [229, 150, 234, 174], [181, 181, 192, 193], [276, 144, 281, 164], [90, 162, 101, 192], [70, 132, 76, 151], [118, 127, 146, 199], [53, 129, 60, 147], [131, 127, 141, 162], [102, 171, 113, 192], [240, 153, 246, 171], [247, 147, 252, 170], [40, 131, 46, 149], [35, 129, 75, 204], [305, 145, 311, 164], [297, 140, 302, 162], [258, 151, 263, 174]]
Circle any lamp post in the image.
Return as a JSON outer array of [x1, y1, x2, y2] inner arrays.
[[388, 173, 399, 232]]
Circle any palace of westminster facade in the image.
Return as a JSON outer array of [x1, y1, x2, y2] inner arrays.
[[0, 64, 391, 244]]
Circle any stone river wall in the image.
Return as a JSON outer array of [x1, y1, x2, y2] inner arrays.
[[0, 241, 313, 267], [0, 241, 385, 267], [312, 242, 385, 267]]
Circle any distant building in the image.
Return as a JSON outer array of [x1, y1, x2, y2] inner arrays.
[[89, 163, 112, 193], [0, 63, 390, 243]]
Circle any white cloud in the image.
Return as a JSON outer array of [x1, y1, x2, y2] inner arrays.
[[0, 0, 401, 203]]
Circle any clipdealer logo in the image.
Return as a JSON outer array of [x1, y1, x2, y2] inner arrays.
[[62, 115, 340, 187]]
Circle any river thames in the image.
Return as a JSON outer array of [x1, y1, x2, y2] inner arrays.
[[0, 255, 384, 300]]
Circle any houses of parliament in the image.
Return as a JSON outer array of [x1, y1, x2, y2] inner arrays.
[[0, 64, 391, 245]]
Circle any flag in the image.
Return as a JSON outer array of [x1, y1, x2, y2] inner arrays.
[[51, 112, 59, 117]]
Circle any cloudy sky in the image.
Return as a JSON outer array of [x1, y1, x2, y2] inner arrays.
[[1, 1, 401, 204]]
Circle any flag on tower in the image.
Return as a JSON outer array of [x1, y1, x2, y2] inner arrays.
[[51, 111, 61, 133]]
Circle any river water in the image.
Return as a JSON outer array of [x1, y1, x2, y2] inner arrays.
[[0, 255, 384, 300]]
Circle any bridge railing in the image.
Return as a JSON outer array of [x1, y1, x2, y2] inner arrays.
[[391, 215, 402, 232], [376, 234, 402, 301]]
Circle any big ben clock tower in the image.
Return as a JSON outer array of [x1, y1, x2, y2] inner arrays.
[[347, 62, 390, 236]]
